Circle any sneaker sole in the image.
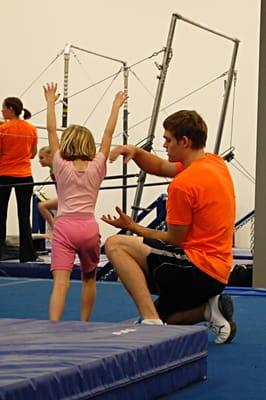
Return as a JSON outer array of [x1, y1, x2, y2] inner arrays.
[[218, 294, 237, 343]]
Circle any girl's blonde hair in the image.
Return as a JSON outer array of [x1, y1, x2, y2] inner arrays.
[[39, 146, 51, 155], [60, 124, 96, 161], [39, 146, 51, 154]]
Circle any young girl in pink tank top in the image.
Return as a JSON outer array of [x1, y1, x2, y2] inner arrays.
[[43, 82, 126, 321]]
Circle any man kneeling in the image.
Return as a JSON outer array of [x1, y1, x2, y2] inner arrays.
[[102, 110, 236, 344]]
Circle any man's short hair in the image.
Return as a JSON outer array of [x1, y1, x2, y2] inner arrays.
[[163, 110, 207, 149]]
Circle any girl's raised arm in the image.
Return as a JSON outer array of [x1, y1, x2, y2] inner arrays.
[[43, 83, 60, 158], [99, 91, 127, 159]]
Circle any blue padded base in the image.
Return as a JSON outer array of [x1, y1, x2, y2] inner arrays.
[[0, 262, 105, 280], [0, 261, 80, 279], [0, 319, 207, 400], [0, 246, 253, 282]]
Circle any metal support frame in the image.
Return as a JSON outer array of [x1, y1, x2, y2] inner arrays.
[[122, 65, 129, 213], [131, 13, 177, 221], [131, 13, 240, 220], [214, 40, 239, 154], [62, 44, 71, 128], [61, 43, 129, 211]]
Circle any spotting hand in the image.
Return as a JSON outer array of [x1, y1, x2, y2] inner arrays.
[[101, 206, 134, 230]]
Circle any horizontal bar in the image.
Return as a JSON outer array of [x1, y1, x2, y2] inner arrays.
[[104, 173, 139, 180], [0, 181, 168, 190], [100, 182, 168, 190], [174, 13, 240, 42], [0, 174, 141, 189]]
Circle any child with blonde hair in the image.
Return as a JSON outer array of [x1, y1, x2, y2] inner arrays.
[[37, 146, 57, 238], [43, 82, 126, 321], [38, 146, 53, 171]]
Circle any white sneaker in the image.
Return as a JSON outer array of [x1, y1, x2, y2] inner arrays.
[[134, 317, 164, 325], [208, 294, 237, 344]]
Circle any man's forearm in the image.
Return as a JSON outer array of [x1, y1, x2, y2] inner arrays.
[[129, 221, 171, 243], [132, 148, 164, 176], [127, 218, 187, 246], [131, 147, 178, 178]]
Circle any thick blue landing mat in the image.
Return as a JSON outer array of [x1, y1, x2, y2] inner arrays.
[[0, 319, 207, 400]]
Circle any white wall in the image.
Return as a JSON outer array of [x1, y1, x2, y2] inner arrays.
[[1, 0, 260, 246]]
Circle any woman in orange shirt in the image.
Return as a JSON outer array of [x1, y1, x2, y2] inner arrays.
[[0, 97, 38, 262]]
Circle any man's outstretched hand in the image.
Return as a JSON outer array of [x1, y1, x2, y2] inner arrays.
[[101, 206, 134, 231]]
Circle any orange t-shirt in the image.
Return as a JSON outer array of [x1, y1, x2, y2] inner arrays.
[[166, 153, 235, 284], [0, 119, 37, 177]]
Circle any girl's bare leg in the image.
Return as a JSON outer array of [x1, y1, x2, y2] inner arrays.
[[81, 270, 96, 321], [49, 269, 71, 320]]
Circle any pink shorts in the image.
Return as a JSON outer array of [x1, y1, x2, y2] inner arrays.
[[51, 214, 100, 273]]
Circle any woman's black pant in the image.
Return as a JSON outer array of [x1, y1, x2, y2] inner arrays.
[[0, 176, 36, 262]]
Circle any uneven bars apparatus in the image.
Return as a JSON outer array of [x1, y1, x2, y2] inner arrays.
[[61, 43, 129, 212], [131, 13, 240, 221]]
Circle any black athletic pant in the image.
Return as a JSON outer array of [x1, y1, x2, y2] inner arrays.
[[0, 176, 36, 262]]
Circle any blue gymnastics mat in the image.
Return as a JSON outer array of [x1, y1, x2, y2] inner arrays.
[[0, 319, 207, 400], [0, 255, 107, 281], [0, 247, 252, 281]]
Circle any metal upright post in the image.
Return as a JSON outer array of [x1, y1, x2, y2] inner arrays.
[[131, 14, 178, 220], [122, 63, 129, 213], [253, 0, 266, 288], [214, 40, 239, 154], [62, 43, 71, 128]]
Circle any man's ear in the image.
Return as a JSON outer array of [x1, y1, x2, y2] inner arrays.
[[181, 135, 191, 148]]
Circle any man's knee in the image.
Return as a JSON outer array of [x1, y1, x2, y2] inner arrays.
[[105, 235, 125, 257], [105, 235, 150, 269]]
